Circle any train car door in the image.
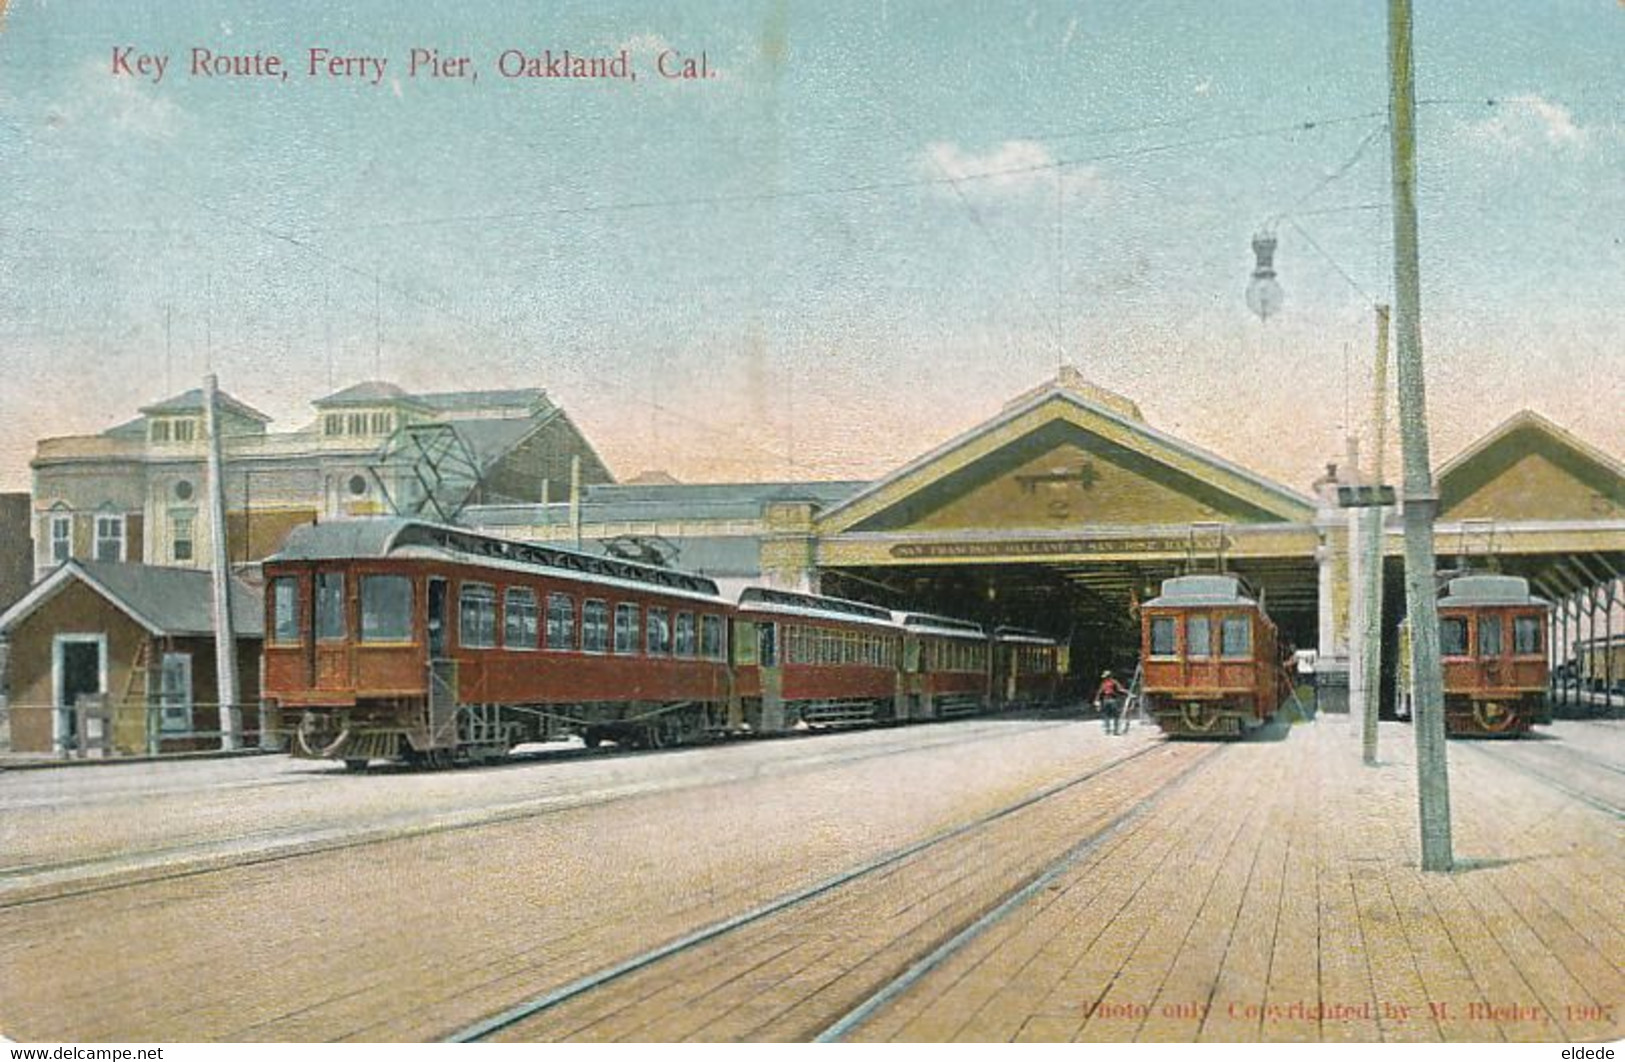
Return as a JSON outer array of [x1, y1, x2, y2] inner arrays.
[[313, 570, 353, 691], [426, 577, 449, 659], [757, 621, 784, 731]]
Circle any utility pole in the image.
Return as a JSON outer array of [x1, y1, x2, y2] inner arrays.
[[1388, 0, 1452, 870], [1362, 305, 1391, 766], [204, 374, 242, 751]]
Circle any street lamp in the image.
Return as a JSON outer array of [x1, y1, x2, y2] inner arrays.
[[1246, 230, 1285, 321]]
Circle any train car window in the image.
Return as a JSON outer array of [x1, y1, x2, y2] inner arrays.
[[546, 593, 575, 651], [459, 584, 497, 648], [1514, 616, 1543, 655], [360, 575, 414, 643], [1478, 615, 1503, 657], [758, 622, 779, 667], [675, 612, 697, 658], [582, 600, 609, 653], [1186, 615, 1212, 659], [315, 573, 346, 641], [646, 607, 672, 655], [270, 578, 301, 644], [505, 588, 539, 650], [614, 603, 640, 655], [904, 637, 921, 673], [700, 614, 724, 660], [1149, 617, 1177, 657], [1220, 616, 1252, 659], [1439, 617, 1468, 657]]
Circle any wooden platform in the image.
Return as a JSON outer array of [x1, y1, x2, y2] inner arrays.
[[851, 718, 1623, 1043]]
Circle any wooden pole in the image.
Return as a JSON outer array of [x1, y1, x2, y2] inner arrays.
[[1362, 305, 1390, 765], [1388, 0, 1452, 870], [204, 374, 241, 751]]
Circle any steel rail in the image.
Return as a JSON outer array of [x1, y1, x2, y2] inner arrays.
[[814, 744, 1225, 1041], [446, 741, 1185, 1043]]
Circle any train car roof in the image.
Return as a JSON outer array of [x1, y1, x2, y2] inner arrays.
[[269, 518, 724, 599], [895, 612, 986, 639], [1439, 574, 1549, 608], [736, 586, 897, 628], [1142, 574, 1260, 609], [992, 625, 1058, 646]]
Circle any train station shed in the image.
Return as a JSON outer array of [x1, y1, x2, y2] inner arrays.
[[0, 560, 263, 756]]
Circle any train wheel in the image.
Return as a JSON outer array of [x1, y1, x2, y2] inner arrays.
[[296, 712, 350, 759], [343, 758, 368, 772], [583, 728, 603, 749]]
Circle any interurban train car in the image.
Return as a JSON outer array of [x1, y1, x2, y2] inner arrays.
[[262, 518, 1067, 767], [1138, 574, 1290, 738], [1396, 573, 1552, 737]]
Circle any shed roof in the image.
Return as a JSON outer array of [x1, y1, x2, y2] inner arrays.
[[0, 561, 264, 639]]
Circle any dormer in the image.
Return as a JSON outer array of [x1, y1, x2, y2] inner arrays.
[[138, 388, 271, 445], [312, 381, 429, 440]]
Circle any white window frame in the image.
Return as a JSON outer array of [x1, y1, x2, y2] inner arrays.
[[49, 512, 72, 565], [158, 652, 194, 734], [51, 633, 107, 754], [94, 513, 125, 563], [169, 510, 196, 564]]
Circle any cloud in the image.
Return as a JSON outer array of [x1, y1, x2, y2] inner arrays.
[[916, 140, 1103, 201], [1464, 94, 1591, 153]]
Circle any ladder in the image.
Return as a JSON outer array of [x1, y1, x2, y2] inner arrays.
[[1125, 661, 1148, 725], [122, 640, 154, 754]]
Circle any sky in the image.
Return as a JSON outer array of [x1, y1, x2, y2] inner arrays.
[[0, 0, 1621, 495]]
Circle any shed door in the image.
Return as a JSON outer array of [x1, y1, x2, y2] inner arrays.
[[59, 640, 101, 747]]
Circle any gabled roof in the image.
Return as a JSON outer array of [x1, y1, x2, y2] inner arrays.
[[0, 560, 264, 639], [1436, 409, 1625, 519], [138, 388, 272, 424], [816, 374, 1315, 535], [312, 380, 425, 409]]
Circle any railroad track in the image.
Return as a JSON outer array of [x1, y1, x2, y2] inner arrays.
[[0, 716, 1080, 909], [449, 740, 1224, 1043], [1458, 739, 1623, 820]]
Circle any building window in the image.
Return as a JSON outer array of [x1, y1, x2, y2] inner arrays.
[[315, 572, 346, 641], [360, 575, 414, 642], [94, 514, 124, 562], [1477, 615, 1503, 657], [646, 607, 672, 655], [613, 603, 640, 655], [459, 584, 497, 648], [1185, 615, 1212, 659], [674, 612, 696, 658], [325, 413, 344, 436], [1514, 616, 1543, 655], [582, 600, 608, 653], [505, 588, 539, 649], [370, 411, 394, 434], [174, 480, 194, 501], [346, 412, 367, 435], [701, 614, 724, 661], [150, 420, 171, 443], [172, 419, 196, 442], [270, 578, 300, 644], [157, 653, 193, 734], [1220, 616, 1252, 659], [170, 512, 195, 563], [348, 474, 369, 497], [1439, 617, 1468, 657], [49, 514, 71, 564], [546, 593, 575, 650]]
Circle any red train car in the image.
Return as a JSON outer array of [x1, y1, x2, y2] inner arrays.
[[732, 587, 903, 730], [1397, 574, 1551, 737], [991, 627, 1064, 709], [1139, 574, 1287, 737], [897, 613, 989, 720], [263, 519, 734, 767]]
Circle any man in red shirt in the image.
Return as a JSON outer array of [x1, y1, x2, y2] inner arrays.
[[1095, 670, 1127, 735]]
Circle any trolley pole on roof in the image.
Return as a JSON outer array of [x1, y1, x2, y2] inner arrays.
[[1387, 0, 1452, 871]]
